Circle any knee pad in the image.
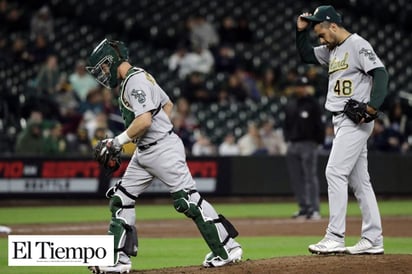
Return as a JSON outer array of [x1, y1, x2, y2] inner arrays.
[[172, 190, 201, 218], [109, 194, 138, 263]]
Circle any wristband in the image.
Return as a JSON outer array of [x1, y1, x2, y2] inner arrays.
[[116, 131, 132, 145]]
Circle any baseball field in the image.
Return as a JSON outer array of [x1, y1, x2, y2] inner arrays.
[[1, 199, 412, 273]]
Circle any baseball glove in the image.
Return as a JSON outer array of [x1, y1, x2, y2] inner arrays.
[[93, 138, 122, 174], [343, 99, 378, 124]]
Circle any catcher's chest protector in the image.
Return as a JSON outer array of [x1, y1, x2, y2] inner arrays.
[[118, 68, 144, 128]]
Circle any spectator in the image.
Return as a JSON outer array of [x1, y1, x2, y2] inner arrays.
[[30, 5, 54, 41], [218, 133, 240, 156], [54, 73, 82, 135], [85, 111, 112, 142], [305, 66, 328, 98], [43, 121, 66, 154], [90, 127, 107, 147], [218, 72, 248, 103], [256, 67, 282, 98], [283, 77, 325, 220], [321, 122, 334, 154], [383, 100, 409, 136], [214, 44, 238, 73], [35, 54, 60, 95], [69, 59, 99, 102], [236, 17, 253, 43], [168, 44, 189, 78], [172, 113, 195, 154], [259, 119, 287, 155], [238, 122, 268, 155], [66, 127, 92, 156], [177, 43, 215, 80], [218, 16, 238, 45], [10, 36, 27, 63], [369, 118, 409, 153], [1, 0, 28, 33], [14, 117, 45, 155], [79, 87, 105, 115], [192, 131, 216, 156], [279, 68, 299, 95], [25, 34, 53, 64], [173, 97, 198, 130], [181, 72, 214, 103], [189, 15, 219, 50], [234, 67, 260, 101]]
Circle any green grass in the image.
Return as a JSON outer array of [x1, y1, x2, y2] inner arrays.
[[1, 200, 412, 225], [1, 237, 412, 274], [1, 199, 411, 273]]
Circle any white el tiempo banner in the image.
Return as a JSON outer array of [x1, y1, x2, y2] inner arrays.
[[8, 235, 114, 266]]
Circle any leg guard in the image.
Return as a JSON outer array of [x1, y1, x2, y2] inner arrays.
[[171, 189, 239, 260], [108, 186, 138, 264]]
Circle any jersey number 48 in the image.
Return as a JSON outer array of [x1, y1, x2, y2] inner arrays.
[[334, 79, 353, 96]]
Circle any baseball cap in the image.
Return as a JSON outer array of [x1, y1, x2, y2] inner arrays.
[[301, 5, 342, 24]]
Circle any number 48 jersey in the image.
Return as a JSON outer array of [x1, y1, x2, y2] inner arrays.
[[314, 33, 384, 112]]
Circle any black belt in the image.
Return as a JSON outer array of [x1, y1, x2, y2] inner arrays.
[[138, 130, 172, 151], [332, 111, 344, 116]]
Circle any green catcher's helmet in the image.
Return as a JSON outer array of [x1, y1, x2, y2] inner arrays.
[[86, 38, 129, 88]]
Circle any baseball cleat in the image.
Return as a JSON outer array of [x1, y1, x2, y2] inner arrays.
[[346, 238, 384, 255], [307, 211, 321, 220], [292, 210, 307, 220], [203, 246, 243, 267], [308, 238, 346, 254], [88, 263, 131, 274]]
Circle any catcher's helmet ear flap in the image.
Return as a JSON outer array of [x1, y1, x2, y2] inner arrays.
[[86, 38, 129, 88]]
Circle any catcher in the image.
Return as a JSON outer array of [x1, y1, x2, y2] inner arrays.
[[87, 39, 242, 274]]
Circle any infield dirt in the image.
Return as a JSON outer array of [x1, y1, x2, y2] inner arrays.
[[6, 216, 412, 273]]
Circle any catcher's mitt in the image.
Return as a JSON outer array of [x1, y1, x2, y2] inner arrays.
[[343, 99, 378, 124], [93, 138, 122, 174]]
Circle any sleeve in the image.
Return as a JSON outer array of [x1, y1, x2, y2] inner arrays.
[[313, 45, 331, 66], [296, 28, 319, 64], [357, 39, 384, 73], [356, 39, 387, 109], [158, 86, 171, 106], [124, 76, 156, 118], [367, 67, 389, 109]]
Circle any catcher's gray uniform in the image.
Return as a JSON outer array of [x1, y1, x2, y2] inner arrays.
[[118, 67, 195, 194], [113, 67, 241, 266], [87, 39, 242, 273]]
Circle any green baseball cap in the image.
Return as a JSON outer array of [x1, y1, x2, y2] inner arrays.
[[301, 5, 342, 24]]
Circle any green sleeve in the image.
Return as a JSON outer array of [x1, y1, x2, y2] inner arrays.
[[367, 67, 389, 109], [296, 28, 319, 64]]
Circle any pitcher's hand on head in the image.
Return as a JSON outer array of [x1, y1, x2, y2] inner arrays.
[[297, 13, 311, 31]]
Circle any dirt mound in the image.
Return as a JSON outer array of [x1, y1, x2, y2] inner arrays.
[[134, 254, 412, 274]]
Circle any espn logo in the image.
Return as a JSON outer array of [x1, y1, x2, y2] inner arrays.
[[8, 235, 114, 266]]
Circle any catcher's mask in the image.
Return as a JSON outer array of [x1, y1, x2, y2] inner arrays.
[[86, 38, 129, 88]]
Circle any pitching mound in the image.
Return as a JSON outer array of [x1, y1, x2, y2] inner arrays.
[[134, 254, 412, 274]]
